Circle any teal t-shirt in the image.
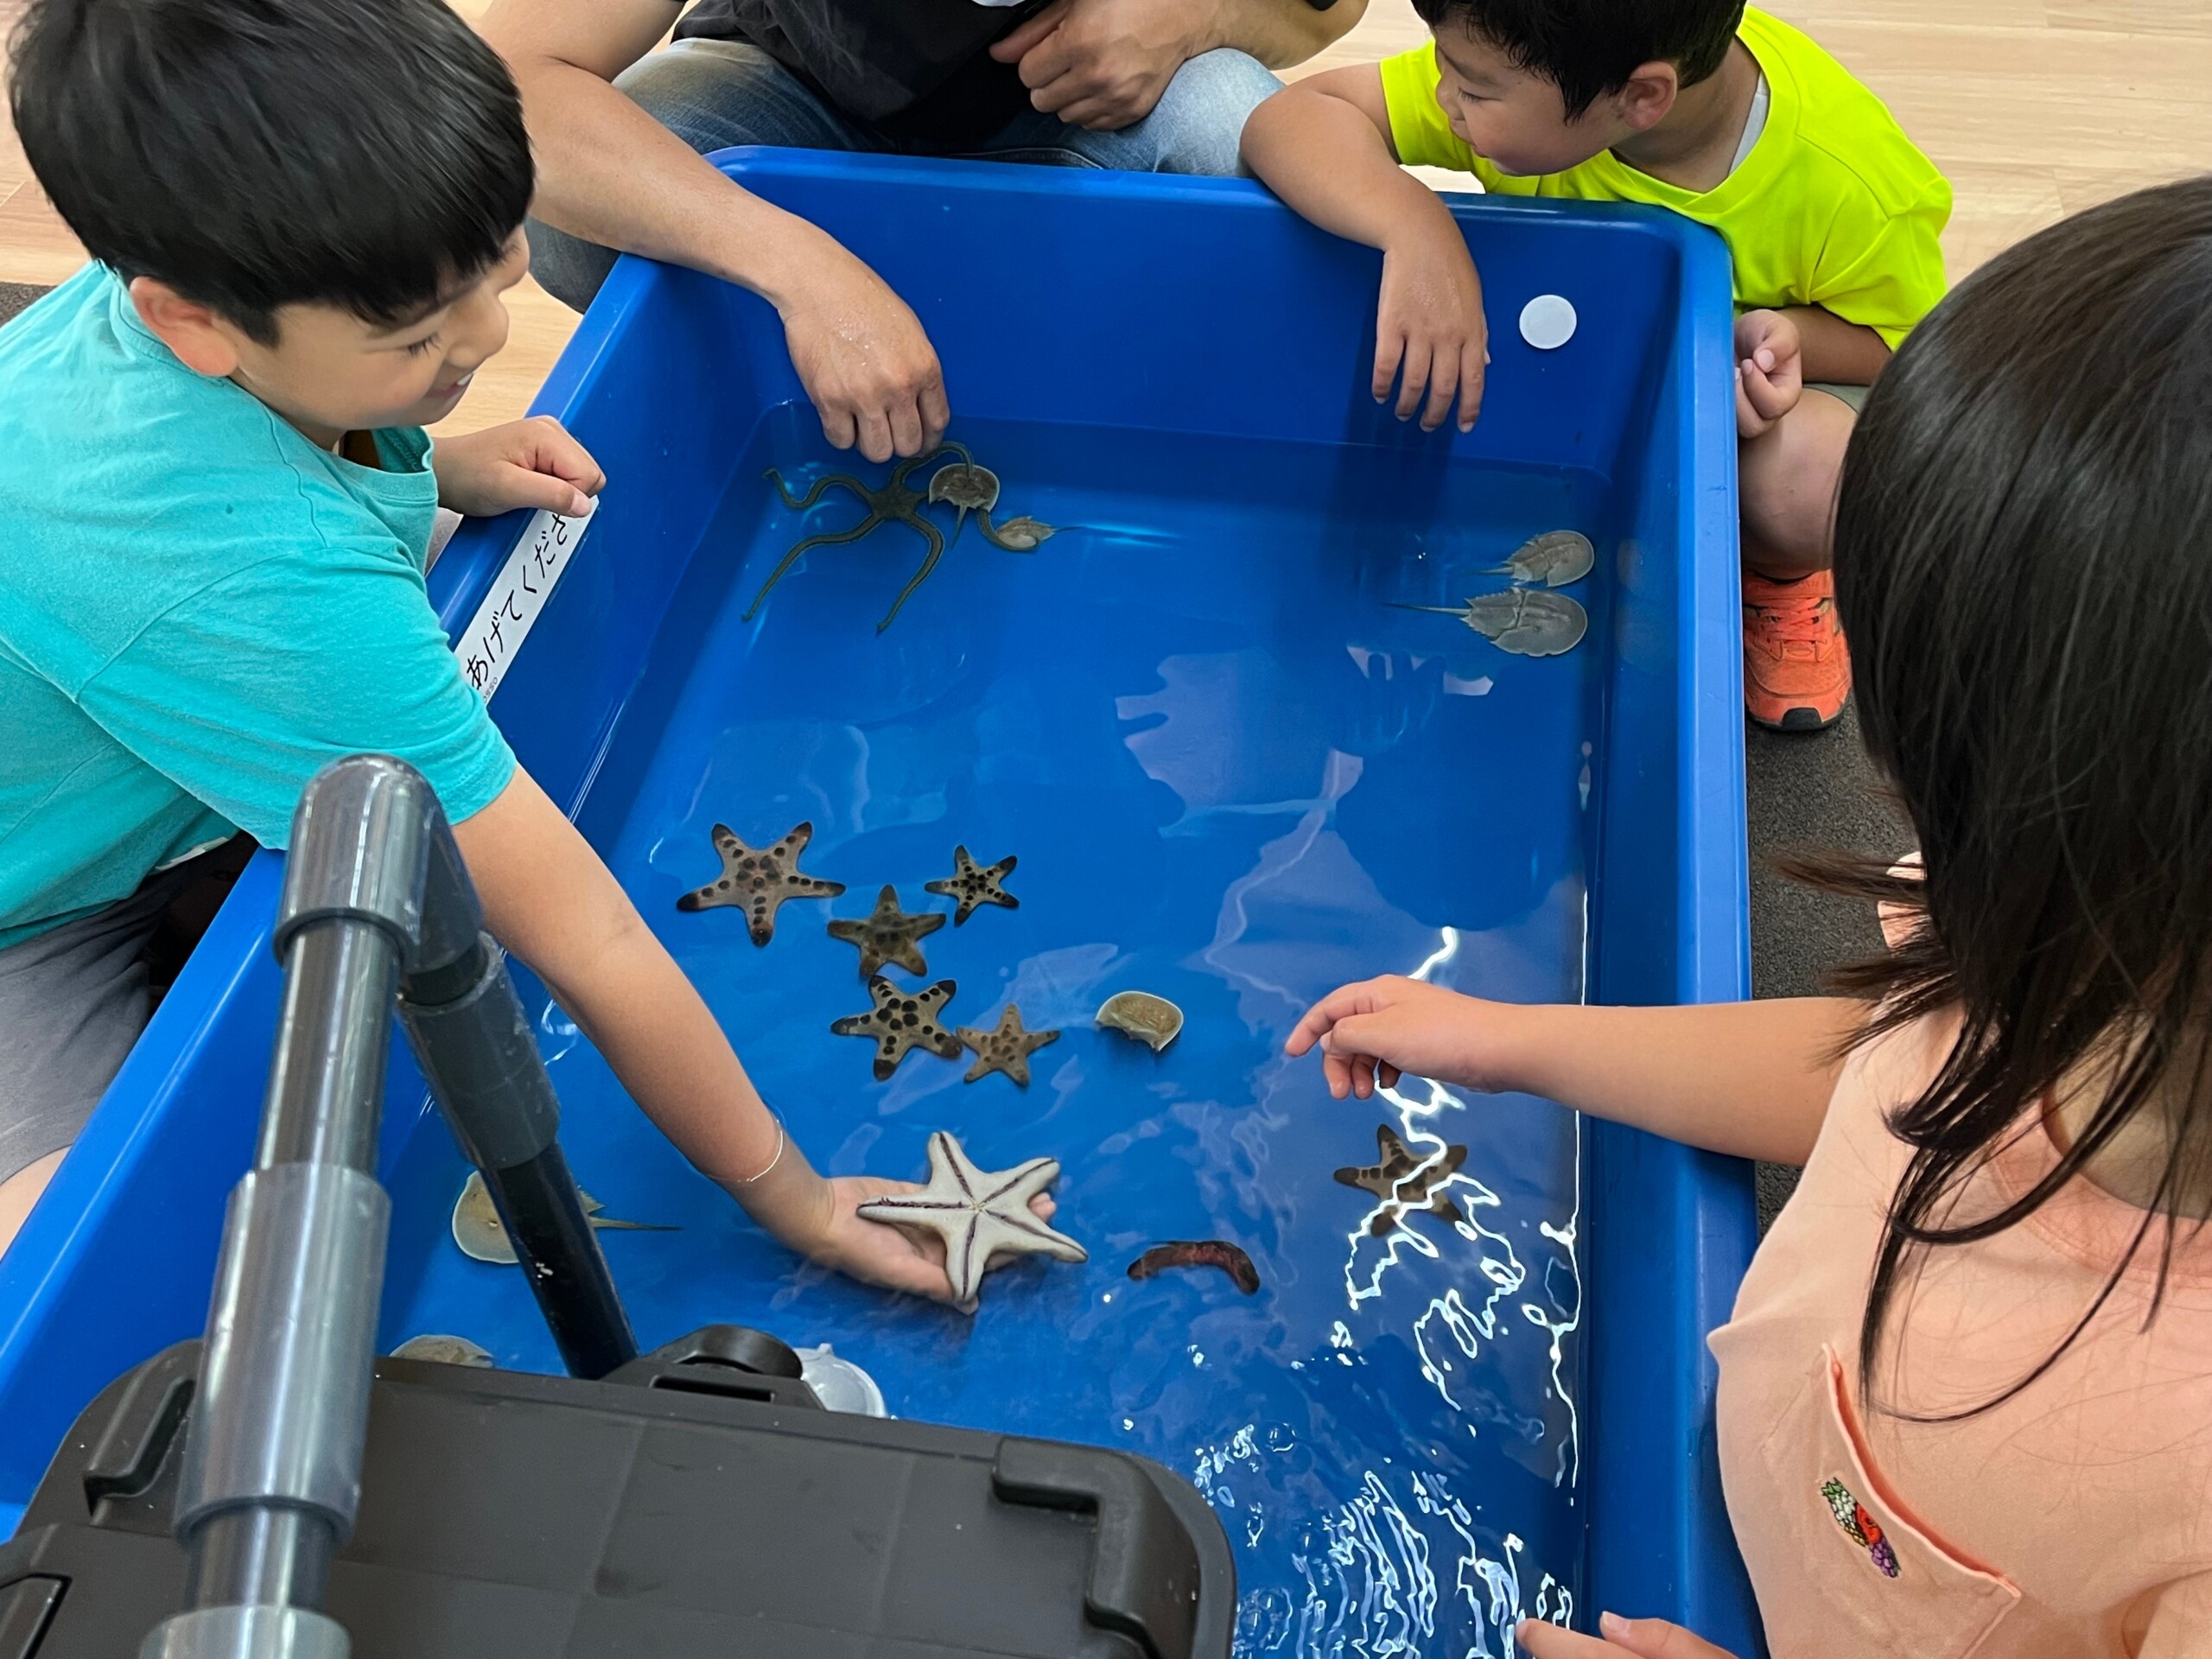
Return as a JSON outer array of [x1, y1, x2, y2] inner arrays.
[[0, 265, 517, 950]]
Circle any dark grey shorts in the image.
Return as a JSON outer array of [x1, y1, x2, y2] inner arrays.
[[0, 841, 250, 1184]]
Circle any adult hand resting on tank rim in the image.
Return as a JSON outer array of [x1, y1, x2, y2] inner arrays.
[[484, 0, 1367, 463]]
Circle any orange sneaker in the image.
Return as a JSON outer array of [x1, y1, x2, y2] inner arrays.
[[1742, 570, 1850, 731]]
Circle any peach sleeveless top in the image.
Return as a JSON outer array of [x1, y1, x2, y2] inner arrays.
[[1711, 1013, 2212, 1657]]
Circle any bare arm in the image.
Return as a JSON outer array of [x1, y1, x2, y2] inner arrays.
[[1785, 306, 1891, 385], [478, 0, 948, 463], [991, 0, 1368, 131], [1243, 67, 1491, 430], [1287, 979, 1865, 1166], [1211, 0, 1370, 69], [453, 766, 989, 1303]]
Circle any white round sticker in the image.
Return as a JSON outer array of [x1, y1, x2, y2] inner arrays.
[[1519, 294, 1578, 351]]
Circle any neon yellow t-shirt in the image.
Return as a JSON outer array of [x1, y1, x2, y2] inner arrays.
[[1378, 8, 1951, 346]]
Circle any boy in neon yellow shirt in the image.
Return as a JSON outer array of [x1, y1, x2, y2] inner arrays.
[[1243, 0, 1951, 730]]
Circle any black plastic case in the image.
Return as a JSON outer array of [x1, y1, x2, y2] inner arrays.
[[0, 1330, 1234, 1658]]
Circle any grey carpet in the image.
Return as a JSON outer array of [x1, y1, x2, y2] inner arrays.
[[0, 283, 53, 327], [1745, 702, 1912, 1230]]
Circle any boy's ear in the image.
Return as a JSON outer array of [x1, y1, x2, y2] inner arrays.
[[128, 277, 249, 378], [1612, 61, 1681, 134]]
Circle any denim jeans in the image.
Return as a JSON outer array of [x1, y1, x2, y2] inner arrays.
[[530, 37, 1282, 309]]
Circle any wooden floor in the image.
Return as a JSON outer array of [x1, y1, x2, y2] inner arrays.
[[3, 0, 2207, 433]]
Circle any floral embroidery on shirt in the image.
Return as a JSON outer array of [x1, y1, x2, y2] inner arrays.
[[1821, 1478, 1900, 1578]]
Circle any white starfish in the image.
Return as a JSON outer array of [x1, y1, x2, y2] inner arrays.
[[856, 1131, 1086, 1313]]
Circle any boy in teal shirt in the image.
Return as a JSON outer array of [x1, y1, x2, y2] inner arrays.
[[0, 0, 1030, 1293], [1243, 0, 1951, 730]]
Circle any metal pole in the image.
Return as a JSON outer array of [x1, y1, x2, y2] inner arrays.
[[141, 756, 639, 1659]]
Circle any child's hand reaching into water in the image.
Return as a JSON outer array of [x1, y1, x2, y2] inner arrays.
[[1376, 216, 1491, 434], [1286, 976, 1525, 1099], [1734, 308, 1803, 438], [1517, 1612, 1738, 1659]]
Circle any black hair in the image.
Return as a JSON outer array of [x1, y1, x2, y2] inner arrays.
[[1808, 175, 2212, 1414], [1412, 0, 1746, 117], [9, 0, 532, 344]]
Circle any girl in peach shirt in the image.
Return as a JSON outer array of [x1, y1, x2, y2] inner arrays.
[[1289, 175, 2212, 1659]]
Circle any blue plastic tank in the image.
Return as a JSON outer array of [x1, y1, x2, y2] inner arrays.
[[0, 155, 1756, 1654]]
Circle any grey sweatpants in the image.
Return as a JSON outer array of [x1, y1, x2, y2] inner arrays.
[[0, 866, 196, 1185]]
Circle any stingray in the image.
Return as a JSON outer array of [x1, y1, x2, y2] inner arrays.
[[744, 441, 968, 632], [1492, 529, 1595, 588], [831, 975, 966, 1080], [675, 822, 844, 944], [450, 1170, 677, 1265], [924, 844, 1019, 925], [855, 1129, 1087, 1312], [827, 885, 945, 977], [957, 1004, 1060, 1087], [1391, 588, 1588, 657], [1334, 1125, 1469, 1236]]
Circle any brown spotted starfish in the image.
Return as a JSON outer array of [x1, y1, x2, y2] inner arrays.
[[676, 823, 844, 944], [924, 844, 1019, 925], [957, 1004, 1060, 1087], [830, 976, 964, 1081], [1334, 1125, 1469, 1236], [826, 885, 946, 977]]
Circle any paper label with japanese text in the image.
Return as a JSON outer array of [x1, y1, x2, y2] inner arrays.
[[453, 499, 594, 702]]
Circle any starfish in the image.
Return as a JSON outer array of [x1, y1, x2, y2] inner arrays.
[[745, 442, 972, 632], [675, 822, 844, 944], [855, 1130, 1087, 1312], [830, 976, 965, 1080], [957, 1004, 1061, 1087], [827, 885, 946, 977], [923, 844, 1019, 925], [1334, 1125, 1469, 1237]]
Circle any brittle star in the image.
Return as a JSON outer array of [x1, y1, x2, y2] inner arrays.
[[743, 442, 973, 632]]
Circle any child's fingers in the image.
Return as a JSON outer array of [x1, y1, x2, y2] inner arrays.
[[1592, 1613, 1738, 1659], [1515, 1619, 1624, 1658], [1395, 344, 1433, 420], [1741, 362, 1796, 423], [1457, 340, 1487, 431], [1320, 1051, 1355, 1098], [1373, 329, 1408, 405], [1379, 1061, 1402, 1090], [493, 462, 594, 518], [1420, 351, 1459, 430], [1286, 980, 1390, 1056]]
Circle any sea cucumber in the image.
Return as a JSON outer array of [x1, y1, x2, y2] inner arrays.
[[1127, 1240, 1260, 1294]]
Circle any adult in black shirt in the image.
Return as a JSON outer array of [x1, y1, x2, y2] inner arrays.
[[483, 0, 1362, 464]]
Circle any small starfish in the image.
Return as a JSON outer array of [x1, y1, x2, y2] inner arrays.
[[1334, 1125, 1469, 1237], [827, 885, 946, 977], [830, 976, 965, 1080], [855, 1130, 1087, 1311], [924, 844, 1019, 925], [957, 1004, 1061, 1087], [675, 822, 844, 944]]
